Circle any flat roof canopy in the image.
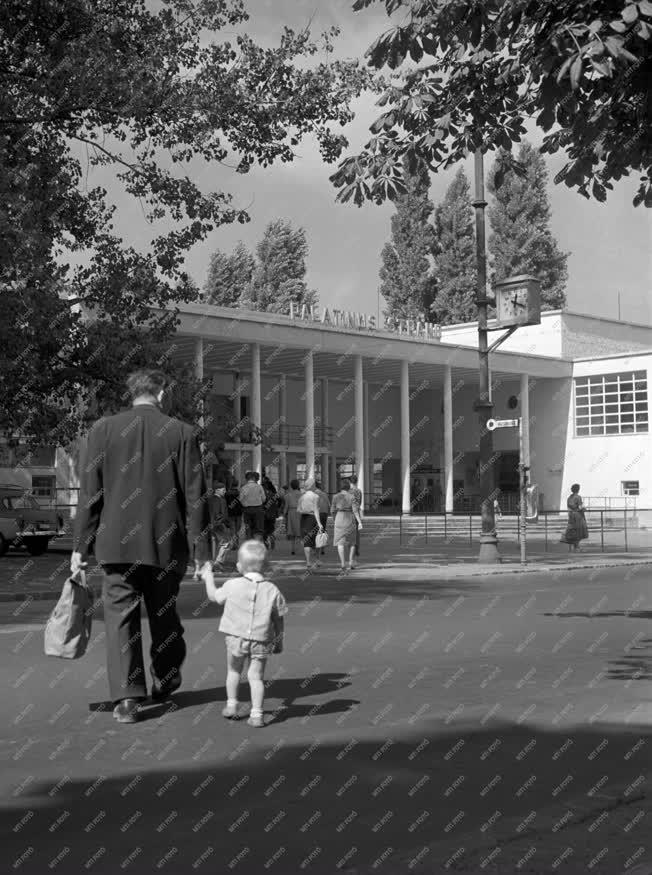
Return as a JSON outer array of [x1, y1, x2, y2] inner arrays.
[[169, 304, 572, 386]]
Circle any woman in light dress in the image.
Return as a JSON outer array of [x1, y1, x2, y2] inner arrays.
[[330, 479, 363, 571], [297, 479, 324, 569], [283, 479, 302, 555]]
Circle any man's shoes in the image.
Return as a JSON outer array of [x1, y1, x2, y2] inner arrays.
[[113, 698, 143, 723], [151, 673, 182, 702]]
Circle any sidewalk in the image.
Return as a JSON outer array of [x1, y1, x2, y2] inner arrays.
[[1, 540, 652, 601]]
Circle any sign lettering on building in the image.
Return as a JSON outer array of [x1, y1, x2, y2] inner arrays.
[[289, 302, 441, 341]]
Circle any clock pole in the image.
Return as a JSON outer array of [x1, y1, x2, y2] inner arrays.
[[472, 147, 501, 563]]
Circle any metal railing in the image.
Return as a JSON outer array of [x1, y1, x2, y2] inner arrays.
[[391, 507, 652, 553], [216, 419, 334, 448]]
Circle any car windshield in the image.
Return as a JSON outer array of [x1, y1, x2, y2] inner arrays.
[[0, 493, 40, 510]]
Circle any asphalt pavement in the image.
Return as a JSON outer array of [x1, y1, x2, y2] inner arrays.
[[1, 552, 652, 874]]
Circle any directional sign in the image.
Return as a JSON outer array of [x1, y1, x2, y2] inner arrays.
[[486, 418, 519, 431]]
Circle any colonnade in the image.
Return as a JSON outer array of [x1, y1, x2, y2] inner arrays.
[[194, 338, 530, 512]]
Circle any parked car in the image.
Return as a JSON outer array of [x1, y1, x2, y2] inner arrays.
[[0, 485, 65, 556]]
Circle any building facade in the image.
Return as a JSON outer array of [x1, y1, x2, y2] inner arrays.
[[2, 306, 650, 513]]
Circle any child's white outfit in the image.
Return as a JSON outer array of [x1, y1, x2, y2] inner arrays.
[[215, 571, 287, 657]]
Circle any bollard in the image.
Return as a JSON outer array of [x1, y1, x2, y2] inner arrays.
[[544, 512, 548, 552], [444, 511, 447, 541], [399, 512, 403, 547], [600, 510, 604, 553], [624, 508, 628, 553], [425, 509, 428, 545], [469, 513, 473, 546]]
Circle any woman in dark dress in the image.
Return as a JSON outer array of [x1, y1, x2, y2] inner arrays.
[[561, 483, 588, 551]]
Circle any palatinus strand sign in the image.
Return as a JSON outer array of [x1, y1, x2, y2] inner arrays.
[[289, 302, 441, 341]]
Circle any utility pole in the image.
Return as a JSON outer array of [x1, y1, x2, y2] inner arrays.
[[472, 148, 500, 563]]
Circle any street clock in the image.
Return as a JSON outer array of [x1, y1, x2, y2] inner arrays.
[[493, 275, 541, 328]]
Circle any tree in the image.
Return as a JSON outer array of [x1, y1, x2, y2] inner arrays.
[[0, 0, 369, 444], [488, 142, 569, 309], [332, 0, 651, 208], [378, 154, 437, 321], [243, 219, 317, 313], [204, 242, 255, 306], [431, 167, 477, 324]]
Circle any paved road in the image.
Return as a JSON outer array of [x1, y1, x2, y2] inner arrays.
[[1, 563, 651, 874]]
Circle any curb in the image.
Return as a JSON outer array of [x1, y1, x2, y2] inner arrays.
[[2, 557, 652, 602]]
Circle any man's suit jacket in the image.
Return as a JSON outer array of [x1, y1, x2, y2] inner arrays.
[[74, 403, 211, 569]]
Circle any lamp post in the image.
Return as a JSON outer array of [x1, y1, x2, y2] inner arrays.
[[472, 148, 500, 563]]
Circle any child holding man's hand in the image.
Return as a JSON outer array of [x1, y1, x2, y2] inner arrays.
[[204, 539, 286, 727]]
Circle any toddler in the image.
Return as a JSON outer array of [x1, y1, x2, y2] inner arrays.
[[204, 539, 287, 727]]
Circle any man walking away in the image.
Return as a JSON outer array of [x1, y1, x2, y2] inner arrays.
[[239, 471, 266, 541], [349, 474, 363, 558], [72, 369, 213, 724]]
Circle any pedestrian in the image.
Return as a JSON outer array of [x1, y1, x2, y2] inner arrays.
[[330, 478, 362, 572], [204, 539, 287, 728], [561, 483, 588, 551], [261, 474, 281, 550], [210, 482, 233, 571], [283, 478, 302, 555], [349, 474, 363, 558], [298, 478, 324, 569], [72, 368, 213, 724], [226, 479, 243, 550], [314, 480, 330, 556], [239, 471, 266, 541]]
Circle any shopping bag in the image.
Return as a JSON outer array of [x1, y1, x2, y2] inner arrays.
[[44, 570, 93, 659], [315, 530, 329, 549]]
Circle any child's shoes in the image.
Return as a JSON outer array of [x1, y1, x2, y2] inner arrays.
[[247, 711, 264, 728], [222, 703, 240, 719]]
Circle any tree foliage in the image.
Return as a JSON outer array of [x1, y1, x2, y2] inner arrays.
[[0, 0, 369, 444], [241, 219, 317, 313], [378, 154, 437, 320], [204, 241, 255, 306], [332, 0, 651, 208], [431, 167, 477, 324], [488, 142, 569, 309]]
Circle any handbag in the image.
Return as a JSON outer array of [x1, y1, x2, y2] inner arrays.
[[315, 530, 329, 549], [44, 570, 93, 659]]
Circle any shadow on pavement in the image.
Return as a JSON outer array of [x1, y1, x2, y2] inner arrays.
[[2, 716, 651, 874]]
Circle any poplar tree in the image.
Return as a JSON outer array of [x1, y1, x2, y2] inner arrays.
[[204, 242, 255, 306], [378, 155, 437, 320], [243, 219, 317, 313], [488, 142, 569, 308], [431, 167, 477, 324]]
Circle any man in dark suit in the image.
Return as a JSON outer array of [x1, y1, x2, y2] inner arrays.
[[72, 368, 212, 723]]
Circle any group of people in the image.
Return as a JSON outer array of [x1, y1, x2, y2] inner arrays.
[[202, 470, 364, 575]]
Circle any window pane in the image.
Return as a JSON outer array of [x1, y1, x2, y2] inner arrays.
[[622, 423, 635, 433], [605, 414, 618, 424], [605, 424, 619, 434], [576, 426, 589, 436], [590, 426, 604, 435], [590, 384, 603, 395]]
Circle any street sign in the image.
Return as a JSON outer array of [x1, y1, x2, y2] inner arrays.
[[486, 418, 519, 431]]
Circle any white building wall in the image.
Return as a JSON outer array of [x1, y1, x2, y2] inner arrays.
[[562, 354, 652, 508]]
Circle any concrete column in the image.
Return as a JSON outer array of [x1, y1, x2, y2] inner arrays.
[[304, 350, 315, 482], [320, 377, 329, 492], [354, 355, 365, 500], [251, 344, 262, 476], [195, 337, 204, 427], [232, 373, 242, 484], [400, 359, 411, 513], [520, 373, 530, 469], [279, 374, 287, 487], [444, 364, 454, 513], [364, 381, 371, 512]]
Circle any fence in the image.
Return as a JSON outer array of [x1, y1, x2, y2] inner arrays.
[[393, 507, 652, 554]]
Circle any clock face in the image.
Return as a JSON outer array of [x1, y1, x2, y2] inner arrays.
[[497, 285, 527, 325]]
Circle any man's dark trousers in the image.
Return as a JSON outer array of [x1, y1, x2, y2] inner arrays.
[[102, 563, 186, 701], [243, 506, 264, 541]]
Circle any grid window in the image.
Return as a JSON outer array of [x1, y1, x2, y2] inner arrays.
[[622, 480, 639, 496], [574, 370, 648, 436]]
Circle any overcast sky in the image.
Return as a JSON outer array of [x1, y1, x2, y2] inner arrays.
[[95, 0, 652, 326]]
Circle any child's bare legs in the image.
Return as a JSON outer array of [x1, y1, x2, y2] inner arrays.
[[223, 652, 245, 717], [248, 658, 266, 712]]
